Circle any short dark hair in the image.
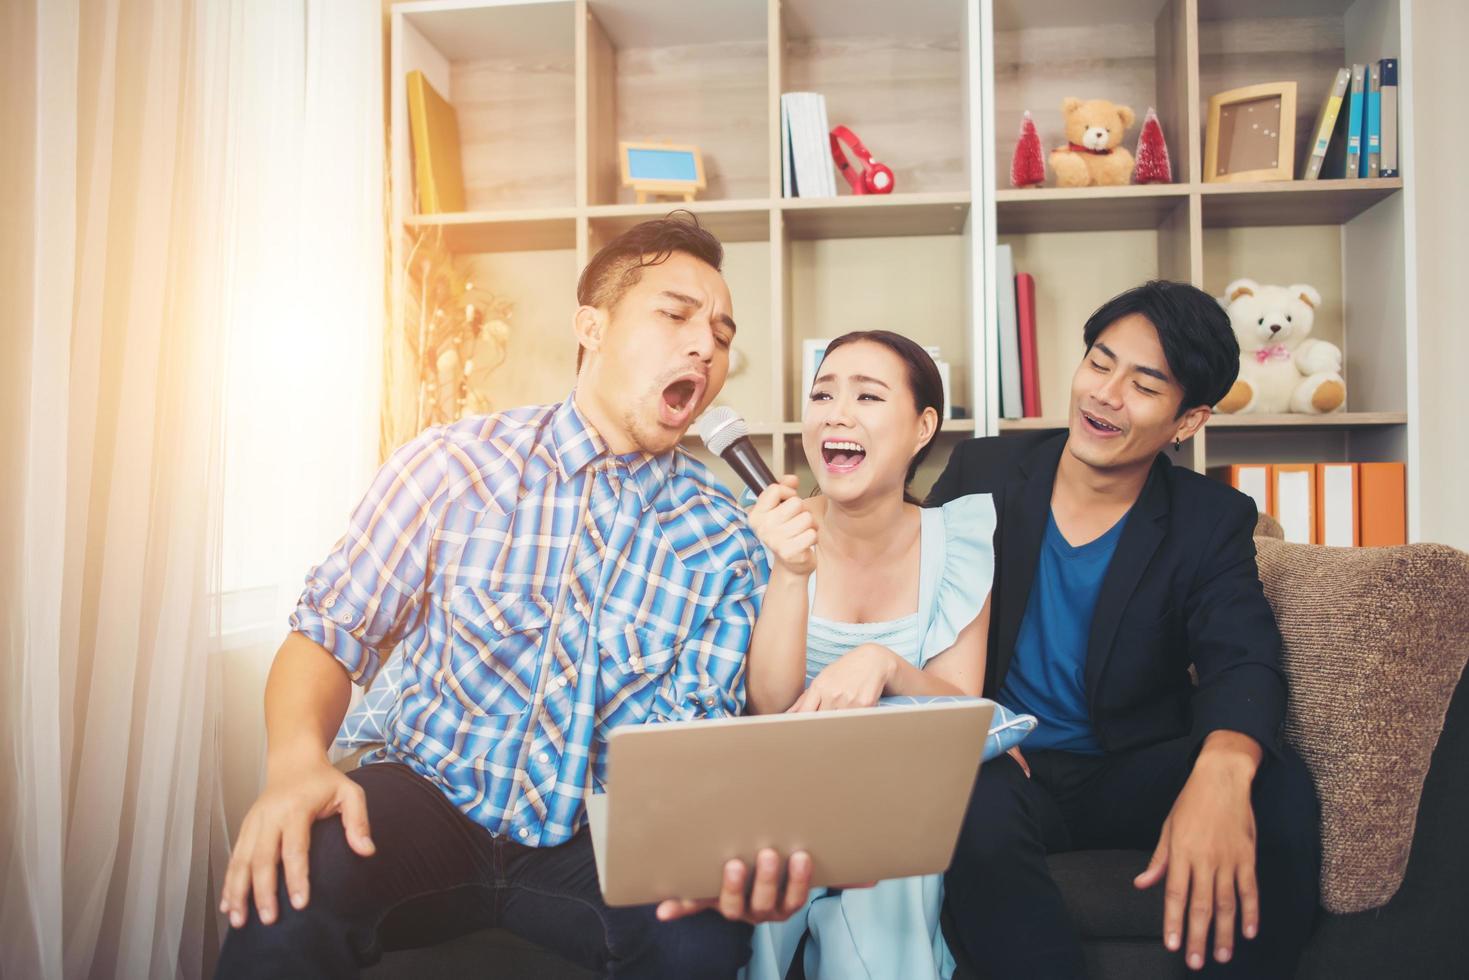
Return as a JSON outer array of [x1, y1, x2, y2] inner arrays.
[[575, 211, 724, 371], [818, 330, 944, 504], [1082, 280, 1239, 415]]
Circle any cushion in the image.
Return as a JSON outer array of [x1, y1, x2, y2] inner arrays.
[[338, 654, 402, 749], [1254, 535, 1469, 912]]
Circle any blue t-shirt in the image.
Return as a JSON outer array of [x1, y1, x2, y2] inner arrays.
[[999, 508, 1130, 754]]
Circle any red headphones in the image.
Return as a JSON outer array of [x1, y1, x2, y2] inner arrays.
[[829, 125, 895, 195]]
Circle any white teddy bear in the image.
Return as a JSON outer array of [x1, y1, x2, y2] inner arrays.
[[1215, 278, 1345, 415]]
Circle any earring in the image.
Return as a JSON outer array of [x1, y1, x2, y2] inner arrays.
[[1173, 437, 1182, 452]]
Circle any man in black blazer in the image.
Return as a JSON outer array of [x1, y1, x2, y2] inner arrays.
[[930, 281, 1319, 978]]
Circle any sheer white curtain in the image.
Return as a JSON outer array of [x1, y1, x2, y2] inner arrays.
[[0, 1, 383, 977]]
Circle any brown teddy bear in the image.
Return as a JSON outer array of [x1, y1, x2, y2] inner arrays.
[[1049, 97, 1136, 187]]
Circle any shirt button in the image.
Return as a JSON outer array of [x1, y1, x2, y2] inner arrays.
[[733, 563, 747, 578], [322, 592, 338, 609], [629, 655, 643, 670], [494, 618, 507, 631], [705, 697, 716, 707], [556, 676, 567, 689], [518, 828, 529, 840], [575, 602, 589, 617], [538, 752, 550, 764], [336, 610, 354, 626], [589, 526, 602, 541]]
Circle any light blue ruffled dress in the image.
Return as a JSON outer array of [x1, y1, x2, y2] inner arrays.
[[743, 492, 998, 980]]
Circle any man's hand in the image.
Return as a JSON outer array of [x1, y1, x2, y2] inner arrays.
[[219, 752, 375, 929], [1134, 732, 1262, 971], [656, 849, 814, 924], [787, 644, 896, 713]]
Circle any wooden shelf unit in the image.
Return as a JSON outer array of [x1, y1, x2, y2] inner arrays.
[[985, 0, 1413, 496], [389, 0, 1414, 512]]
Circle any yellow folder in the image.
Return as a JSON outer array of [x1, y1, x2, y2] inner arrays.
[[406, 71, 465, 214]]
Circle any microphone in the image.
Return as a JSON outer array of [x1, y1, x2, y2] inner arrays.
[[695, 407, 778, 495]]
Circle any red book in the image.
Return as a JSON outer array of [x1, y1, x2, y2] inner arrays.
[[1015, 273, 1041, 417]]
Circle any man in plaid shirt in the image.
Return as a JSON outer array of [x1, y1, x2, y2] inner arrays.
[[217, 216, 808, 978]]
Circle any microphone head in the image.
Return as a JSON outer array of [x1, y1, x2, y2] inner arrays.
[[694, 406, 748, 456]]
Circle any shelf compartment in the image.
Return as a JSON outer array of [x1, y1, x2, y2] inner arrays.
[[395, 1, 578, 214], [404, 209, 579, 253], [586, 1, 769, 205], [992, 0, 1196, 193], [1200, 179, 1402, 227], [587, 199, 772, 244], [996, 185, 1191, 234], [781, 192, 971, 240], [782, 1, 971, 198], [784, 233, 973, 420]]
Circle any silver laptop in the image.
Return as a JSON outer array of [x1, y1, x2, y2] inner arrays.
[[585, 699, 994, 907]]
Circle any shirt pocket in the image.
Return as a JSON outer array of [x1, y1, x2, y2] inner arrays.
[[595, 620, 682, 726], [443, 586, 553, 717]]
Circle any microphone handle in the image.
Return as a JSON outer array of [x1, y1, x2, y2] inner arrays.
[[721, 436, 778, 495]]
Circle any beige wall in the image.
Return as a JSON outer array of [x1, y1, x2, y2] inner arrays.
[[1408, 0, 1468, 549]]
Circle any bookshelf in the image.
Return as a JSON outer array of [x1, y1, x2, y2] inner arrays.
[[389, 0, 1414, 515], [986, 0, 1413, 508]]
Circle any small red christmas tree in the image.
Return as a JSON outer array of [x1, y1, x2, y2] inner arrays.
[[1132, 107, 1172, 184], [1010, 111, 1046, 188]]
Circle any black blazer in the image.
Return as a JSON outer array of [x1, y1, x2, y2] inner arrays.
[[928, 432, 1287, 757]]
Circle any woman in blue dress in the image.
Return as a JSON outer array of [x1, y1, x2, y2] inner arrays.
[[742, 330, 998, 980]]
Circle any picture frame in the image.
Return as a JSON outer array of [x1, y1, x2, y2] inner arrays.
[[801, 339, 832, 401], [619, 141, 706, 204], [1204, 82, 1298, 183]]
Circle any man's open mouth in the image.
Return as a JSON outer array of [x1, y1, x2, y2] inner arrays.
[[1081, 410, 1123, 435], [821, 439, 867, 473], [659, 375, 704, 426]]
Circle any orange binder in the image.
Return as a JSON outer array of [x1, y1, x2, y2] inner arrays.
[[1207, 464, 1273, 519], [1314, 463, 1360, 547], [1358, 462, 1407, 546], [406, 70, 465, 214], [1272, 463, 1317, 544]]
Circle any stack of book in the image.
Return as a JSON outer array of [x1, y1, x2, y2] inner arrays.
[[1301, 58, 1399, 181], [995, 244, 1041, 419], [1209, 462, 1406, 546], [781, 92, 837, 198]]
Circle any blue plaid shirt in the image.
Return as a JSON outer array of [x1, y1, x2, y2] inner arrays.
[[291, 396, 767, 846]]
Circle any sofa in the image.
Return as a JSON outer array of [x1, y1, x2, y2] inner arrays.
[[368, 517, 1469, 980]]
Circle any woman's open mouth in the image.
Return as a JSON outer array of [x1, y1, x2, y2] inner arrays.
[[658, 376, 704, 428], [821, 439, 867, 474]]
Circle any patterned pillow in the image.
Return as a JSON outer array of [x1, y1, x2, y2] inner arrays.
[[879, 696, 1036, 761], [337, 654, 402, 749]]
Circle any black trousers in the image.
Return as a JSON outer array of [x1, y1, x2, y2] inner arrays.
[[944, 736, 1320, 979], [214, 762, 751, 979]]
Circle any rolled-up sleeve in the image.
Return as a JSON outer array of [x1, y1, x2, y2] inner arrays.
[[290, 427, 452, 685], [649, 546, 769, 722]]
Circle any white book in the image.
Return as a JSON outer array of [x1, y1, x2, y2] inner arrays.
[[783, 92, 836, 199], [781, 97, 794, 196], [995, 245, 1022, 418], [813, 94, 836, 196]]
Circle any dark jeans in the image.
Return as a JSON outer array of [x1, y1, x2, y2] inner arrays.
[[215, 762, 751, 979], [944, 736, 1320, 979]]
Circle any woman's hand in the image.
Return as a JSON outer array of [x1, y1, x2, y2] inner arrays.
[[748, 475, 819, 577], [788, 644, 897, 712]]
